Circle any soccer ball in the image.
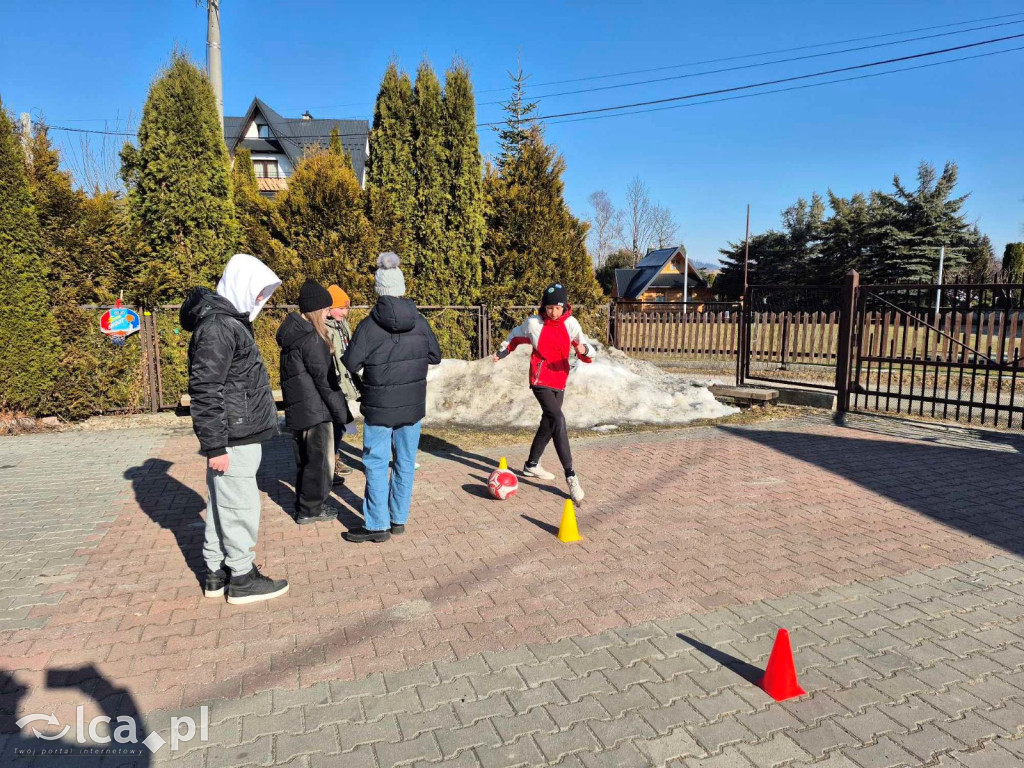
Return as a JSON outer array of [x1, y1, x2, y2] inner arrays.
[[488, 469, 519, 500]]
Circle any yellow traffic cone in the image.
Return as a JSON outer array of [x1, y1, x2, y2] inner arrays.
[[498, 457, 508, 470], [558, 499, 582, 543]]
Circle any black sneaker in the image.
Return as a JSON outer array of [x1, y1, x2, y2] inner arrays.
[[226, 566, 289, 605], [204, 566, 229, 598], [296, 505, 336, 525], [390, 524, 406, 535], [342, 526, 391, 543]]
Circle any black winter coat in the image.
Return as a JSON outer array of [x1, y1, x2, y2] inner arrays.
[[343, 297, 442, 427], [180, 288, 279, 457], [277, 313, 352, 432]]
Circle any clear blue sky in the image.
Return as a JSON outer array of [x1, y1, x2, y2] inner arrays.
[[2, 0, 1022, 266]]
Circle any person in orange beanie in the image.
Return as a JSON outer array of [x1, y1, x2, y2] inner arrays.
[[326, 285, 360, 479]]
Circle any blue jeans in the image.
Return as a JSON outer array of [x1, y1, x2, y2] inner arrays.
[[362, 421, 421, 531]]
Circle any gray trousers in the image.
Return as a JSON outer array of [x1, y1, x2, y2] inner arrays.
[[203, 443, 263, 576]]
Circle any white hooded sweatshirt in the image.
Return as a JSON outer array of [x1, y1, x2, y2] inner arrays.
[[216, 253, 282, 322]]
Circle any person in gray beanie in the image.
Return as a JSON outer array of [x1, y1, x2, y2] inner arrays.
[[342, 253, 441, 543]]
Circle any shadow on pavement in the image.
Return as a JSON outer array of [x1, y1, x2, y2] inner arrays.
[[1, 666, 152, 766], [724, 424, 1024, 557]]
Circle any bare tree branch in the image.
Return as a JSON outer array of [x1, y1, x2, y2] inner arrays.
[[622, 177, 654, 266], [650, 204, 678, 249], [587, 190, 623, 266]]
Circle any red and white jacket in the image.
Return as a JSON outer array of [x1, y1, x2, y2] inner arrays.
[[498, 308, 593, 390]]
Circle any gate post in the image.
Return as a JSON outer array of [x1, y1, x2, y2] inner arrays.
[[835, 270, 860, 413]]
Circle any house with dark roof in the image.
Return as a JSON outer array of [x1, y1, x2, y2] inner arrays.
[[613, 246, 712, 302], [223, 97, 369, 196]]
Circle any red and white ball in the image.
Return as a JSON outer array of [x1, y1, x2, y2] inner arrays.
[[488, 469, 519, 500]]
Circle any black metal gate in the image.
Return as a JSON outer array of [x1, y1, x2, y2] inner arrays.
[[741, 285, 843, 390], [848, 282, 1024, 428]]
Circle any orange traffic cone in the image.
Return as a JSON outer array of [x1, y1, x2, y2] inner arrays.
[[557, 499, 582, 543], [498, 457, 508, 470], [760, 628, 805, 701]]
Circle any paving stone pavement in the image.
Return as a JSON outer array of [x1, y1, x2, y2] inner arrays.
[[1, 412, 1024, 767]]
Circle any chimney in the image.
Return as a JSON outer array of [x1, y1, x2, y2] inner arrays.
[[301, 111, 313, 121]]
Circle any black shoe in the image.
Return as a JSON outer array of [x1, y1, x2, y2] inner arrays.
[[390, 524, 406, 535], [226, 565, 289, 605], [342, 526, 391, 543], [296, 505, 336, 524], [204, 566, 229, 598]]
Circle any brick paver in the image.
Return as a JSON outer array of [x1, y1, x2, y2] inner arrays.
[[1, 412, 1023, 766]]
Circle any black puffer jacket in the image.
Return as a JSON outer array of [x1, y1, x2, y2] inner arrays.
[[343, 297, 442, 427], [277, 313, 352, 432], [180, 288, 279, 457]]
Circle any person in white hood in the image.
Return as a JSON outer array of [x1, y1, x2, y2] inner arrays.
[[179, 254, 289, 604]]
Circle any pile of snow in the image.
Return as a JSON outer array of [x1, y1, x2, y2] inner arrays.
[[422, 343, 738, 428]]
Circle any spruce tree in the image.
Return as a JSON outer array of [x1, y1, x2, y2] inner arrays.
[[231, 148, 299, 294], [439, 60, 485, 305], [120, 52, 237, 303], [278, 149, 377, 302], [366, 63, 416, 268], [1003, 243, 1024, 283], [0, 103, 60, 410], [496, 60, 538, 171], [862, 162, 971, 283], [483, 126, 601, 309]]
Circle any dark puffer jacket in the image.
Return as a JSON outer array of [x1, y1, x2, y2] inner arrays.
[[180, 288, 279, 457], [343, 297, 442, 427], [276, 313, 352, 432]]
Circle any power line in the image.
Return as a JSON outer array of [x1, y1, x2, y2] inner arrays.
[[475, 18, 1024, 106], [477, 32, 1024, 126], [542, 44, 1024, 126], [41, 33, 1024, 139], [474, 10, 1024, 93], [238, 11, 1024, 112]]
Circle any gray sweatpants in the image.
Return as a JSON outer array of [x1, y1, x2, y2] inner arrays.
[[203, 443, 263, 576]]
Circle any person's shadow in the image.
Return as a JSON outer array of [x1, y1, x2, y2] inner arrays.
[[256, 434, 366, 531], [1, 667, 152, 766], [418, 434, 499, 474], [124, 459, 206, 585]]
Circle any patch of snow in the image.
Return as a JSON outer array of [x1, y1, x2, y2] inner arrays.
[[423, 343, 738, 428]]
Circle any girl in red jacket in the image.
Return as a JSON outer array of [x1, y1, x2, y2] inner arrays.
[[493, 283, 592, 503]]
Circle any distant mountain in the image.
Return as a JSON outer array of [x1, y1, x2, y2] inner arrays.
[[688, 259, 722, 272]]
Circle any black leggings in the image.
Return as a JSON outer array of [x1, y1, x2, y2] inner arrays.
[[528, 387, 573, 474]]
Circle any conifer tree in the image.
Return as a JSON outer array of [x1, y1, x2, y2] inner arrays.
[[496, 60, 538, 171], [278, 149, 377, 302], [440, 60, 485, 305], [483, 125, 601, 309], [29, 125, 131, 304], [1003, 243, 1024, 283], [231, 148, 299, 294], [409, 60, 447, 301], [366, 63, 416, 267], [120, 52, 237, 302], [0, 103, 60, 410]]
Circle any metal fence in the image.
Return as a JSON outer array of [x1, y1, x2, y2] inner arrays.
[[82, 302, 610, 413], [850, 282, 1024, 428]]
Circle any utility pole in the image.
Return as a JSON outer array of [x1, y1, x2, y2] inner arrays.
[[206, 0, 224, 136], [19, 113, 32, 167], [934, 245, 945, 327], [682, 247, 689, 309], [743, 204, 751, 294]]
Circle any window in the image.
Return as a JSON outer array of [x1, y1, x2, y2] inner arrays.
[[257, 123, 271, 139], [655, 295, 666, 303], [252, 159, 280, 179]]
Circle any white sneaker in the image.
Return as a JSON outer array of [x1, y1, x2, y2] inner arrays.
[[566, 474, 585, 503], [522, 463, 555, 480]]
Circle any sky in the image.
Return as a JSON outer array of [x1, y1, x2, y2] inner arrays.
[[2, 0, 1022, 268]]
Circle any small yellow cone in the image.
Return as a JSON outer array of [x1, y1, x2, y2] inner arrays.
[[558, 499, 583, 543], [498, 457, 508, 470]]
